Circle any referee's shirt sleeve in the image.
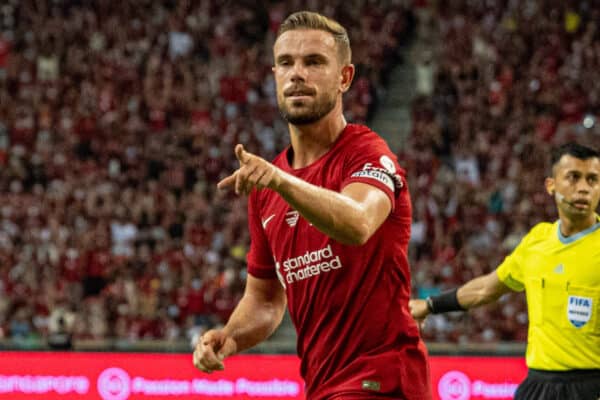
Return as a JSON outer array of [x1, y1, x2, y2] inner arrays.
[[496, 237, 529, 292]]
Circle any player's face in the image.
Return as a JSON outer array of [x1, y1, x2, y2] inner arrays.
[[273, 29, 350, 125], [547, 154, 600, 219]]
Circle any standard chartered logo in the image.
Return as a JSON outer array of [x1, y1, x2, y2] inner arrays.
[[277, 245, 342, 284]]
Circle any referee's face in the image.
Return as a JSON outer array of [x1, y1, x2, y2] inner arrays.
[[547, 154, 600, 220]]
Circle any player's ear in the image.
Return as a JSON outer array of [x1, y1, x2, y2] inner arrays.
[[544, 177, 555, 196], [340, 64, 355, 93]]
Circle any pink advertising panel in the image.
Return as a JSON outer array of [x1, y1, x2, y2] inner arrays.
[[0, 352, 527, 399], [430, 356, 528, 400]]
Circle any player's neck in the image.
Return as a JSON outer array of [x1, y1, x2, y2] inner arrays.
[[559, 213, 598, 237], [288, 111, 347, 169]]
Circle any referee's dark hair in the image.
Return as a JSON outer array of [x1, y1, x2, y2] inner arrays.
[[550, 142, 600, 174]]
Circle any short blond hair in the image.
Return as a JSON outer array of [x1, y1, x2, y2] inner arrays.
[[277, 11, 352, 64]]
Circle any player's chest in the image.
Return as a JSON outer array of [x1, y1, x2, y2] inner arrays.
[[259, 170, 343, 245], [258, 192, 352, 288], [259, 196, 325, 257]]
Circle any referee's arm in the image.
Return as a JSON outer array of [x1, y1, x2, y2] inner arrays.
[[410, 271, 514, 321], [456, 271, 513, 308]]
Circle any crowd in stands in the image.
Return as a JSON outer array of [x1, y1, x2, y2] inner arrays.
[[406, 0, 600, 343], [0, 0, 413, 345], [3, 0, 599, 349]]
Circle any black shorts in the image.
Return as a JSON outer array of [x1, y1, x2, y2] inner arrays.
[[515, 368, 600, 400]]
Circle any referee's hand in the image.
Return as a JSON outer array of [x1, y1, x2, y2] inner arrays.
[[409, 299, 429, 329], [193, 329, 237, 373]]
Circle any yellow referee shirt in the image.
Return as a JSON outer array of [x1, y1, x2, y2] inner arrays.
[[496, 216, 600, 370]]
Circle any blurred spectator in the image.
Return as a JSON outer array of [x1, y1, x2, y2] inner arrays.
[[47, 300, 76, 350]]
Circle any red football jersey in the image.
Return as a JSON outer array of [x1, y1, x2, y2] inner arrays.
[[247, 124, 432, 400]]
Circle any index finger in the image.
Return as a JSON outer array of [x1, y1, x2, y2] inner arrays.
[[217, 171, 238, 190]]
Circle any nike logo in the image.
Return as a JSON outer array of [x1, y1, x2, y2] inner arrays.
[[262, 214, 276, 229]]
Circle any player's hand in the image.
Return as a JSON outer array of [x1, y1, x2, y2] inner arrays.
[[409, 299, 430, 328], [193, 329, 237, 373], [217, 144, 282, 195]]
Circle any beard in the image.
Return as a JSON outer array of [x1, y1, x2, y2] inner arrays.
[[278, 91, 337, 125]]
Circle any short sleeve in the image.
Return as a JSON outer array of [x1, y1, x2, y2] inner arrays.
[[340, 135, 405, 210], [246, 191, 277, 279], [496, 252, 525, 292], [495, 233, 531, 292]]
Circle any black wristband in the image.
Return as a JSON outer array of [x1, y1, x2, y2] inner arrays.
[[427, 288, 465, 314], [426, 297, 434, 313]]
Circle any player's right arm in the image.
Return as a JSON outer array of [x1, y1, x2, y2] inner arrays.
[[410, 270, 513, 323], [193, 275, 286, 373], [218, 144, 392, 246]]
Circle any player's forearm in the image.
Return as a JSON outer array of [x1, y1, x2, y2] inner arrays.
[[274, 171, 372, 245], [222, 293, 286, 354]]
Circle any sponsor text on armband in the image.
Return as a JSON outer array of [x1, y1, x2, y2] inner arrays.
[[350, 169, 395, 192]]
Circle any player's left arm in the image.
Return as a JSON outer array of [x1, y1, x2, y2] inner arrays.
[[218, 144, 391, 246]]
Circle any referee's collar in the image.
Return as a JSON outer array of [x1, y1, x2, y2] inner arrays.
[[557, 214, 600, 244]]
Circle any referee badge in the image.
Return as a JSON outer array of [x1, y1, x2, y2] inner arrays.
[[567, 296, 593, 328]]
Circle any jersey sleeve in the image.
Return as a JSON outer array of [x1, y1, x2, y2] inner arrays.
[[246, 191, 277, 279], [340, 135, 405, 210], [495, 230, 533, 292], [495, 252, 525, 292]]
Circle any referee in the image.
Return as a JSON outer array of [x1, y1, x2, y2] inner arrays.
[[410, 142, 600, 400]]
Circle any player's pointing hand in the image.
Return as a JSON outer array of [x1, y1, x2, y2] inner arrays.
[[235, 143, 250, 164], [218, 144, 283, 195]]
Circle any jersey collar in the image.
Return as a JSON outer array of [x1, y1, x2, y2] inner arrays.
[[557, 214, 600, 244]]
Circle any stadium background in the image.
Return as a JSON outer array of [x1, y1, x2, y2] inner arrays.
[[0, 0, 599, 399]]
